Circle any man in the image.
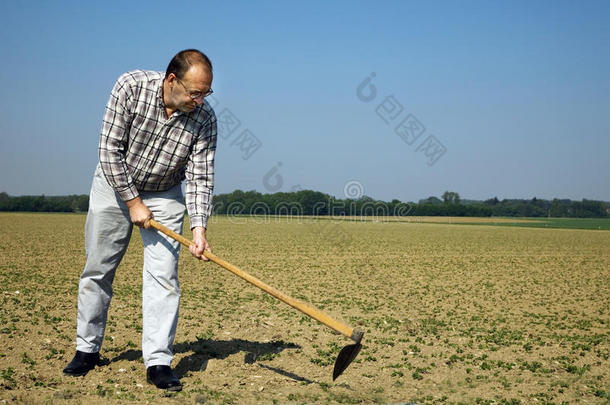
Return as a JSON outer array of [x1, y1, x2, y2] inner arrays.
[[63, 49, 217, 392]]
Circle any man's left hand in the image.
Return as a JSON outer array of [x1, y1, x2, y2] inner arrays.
[[189, 226, 211, 261]]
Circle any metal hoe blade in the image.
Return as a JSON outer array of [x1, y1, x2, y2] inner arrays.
[[332, 329, 364, 381]]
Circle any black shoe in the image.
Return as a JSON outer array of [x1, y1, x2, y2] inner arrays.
[[63, 351, 100, 376], [146, 365, 182, 391]]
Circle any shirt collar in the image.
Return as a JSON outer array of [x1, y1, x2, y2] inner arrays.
[[156, 78, 165, 109]]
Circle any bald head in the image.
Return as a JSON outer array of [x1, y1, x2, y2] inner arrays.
[[165, 49, 213, 80]]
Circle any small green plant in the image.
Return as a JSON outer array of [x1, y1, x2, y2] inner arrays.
[[257, 352, 280, 361], [2, 367, 16, 388], [45, 348, 59, 360], [594, 389, 610, 400], [196, 328, 214, 340], [21, 352, 36, 368], [520, 361, 542, 373], [95, 384, 112, 398], [319, 382, 330, 392]]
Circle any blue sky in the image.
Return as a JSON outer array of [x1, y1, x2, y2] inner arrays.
[[1, 0, 608, 202]]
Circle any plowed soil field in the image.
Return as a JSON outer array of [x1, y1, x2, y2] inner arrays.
[[1, 213, 608, 404]]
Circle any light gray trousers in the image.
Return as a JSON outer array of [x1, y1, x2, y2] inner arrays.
[[76, 165, 185, 368]]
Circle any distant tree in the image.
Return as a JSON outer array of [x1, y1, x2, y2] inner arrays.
[[296, 190, 328, 215], [484, 197, 499, 206], [442, 191, 461, 204], [574, 199, 607, 218], [71, 195, 89, 212], [550, 198, 566, 217], [419, 196, 442, 205], [0, 192, 9, 210]]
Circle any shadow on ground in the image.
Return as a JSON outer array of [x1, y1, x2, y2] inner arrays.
[[109, 338, 305, 381]]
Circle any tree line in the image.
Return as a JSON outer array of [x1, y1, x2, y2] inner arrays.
[[0, 192, 89, 213], [1, 190, 608, 218]]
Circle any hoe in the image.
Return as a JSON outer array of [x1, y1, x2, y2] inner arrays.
[[149, 219, 364, 381]]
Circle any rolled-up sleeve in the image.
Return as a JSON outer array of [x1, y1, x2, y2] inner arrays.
[[98, 74, 139, 201], [185, 110, 217, 229]]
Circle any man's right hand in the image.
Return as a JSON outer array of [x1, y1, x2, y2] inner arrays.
[[125, 197, 153, 228]]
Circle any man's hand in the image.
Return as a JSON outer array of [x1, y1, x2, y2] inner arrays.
[[189, 226, 211, 261], [125, 197, 153, 228]]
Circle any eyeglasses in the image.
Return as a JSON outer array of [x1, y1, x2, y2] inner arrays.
[[177, 78, 214, 100]]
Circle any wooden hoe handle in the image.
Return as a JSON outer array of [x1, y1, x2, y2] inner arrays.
[[149, 219, 363, 342]]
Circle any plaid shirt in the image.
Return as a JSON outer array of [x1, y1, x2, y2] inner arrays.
[[99, 70, 217, 229]]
